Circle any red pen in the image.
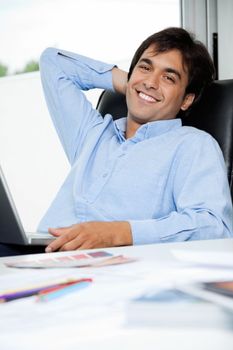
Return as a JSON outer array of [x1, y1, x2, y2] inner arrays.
[[37, 278, 92, 297]]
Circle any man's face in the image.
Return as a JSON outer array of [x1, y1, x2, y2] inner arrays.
[[126, 45, 195, 125]]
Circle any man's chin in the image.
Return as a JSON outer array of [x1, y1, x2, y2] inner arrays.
[[128, 114, 154, 125]]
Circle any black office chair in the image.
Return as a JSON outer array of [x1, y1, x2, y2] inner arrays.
[[97, 80, 233, 199]]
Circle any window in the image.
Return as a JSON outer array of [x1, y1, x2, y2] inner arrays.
[[0, 0, 180, 74]]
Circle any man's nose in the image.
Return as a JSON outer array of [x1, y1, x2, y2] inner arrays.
[[143, 73, 159, 90]]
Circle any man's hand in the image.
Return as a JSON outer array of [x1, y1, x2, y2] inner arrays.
[[45, 221, 132, 252], [112, 67, 128, 95]]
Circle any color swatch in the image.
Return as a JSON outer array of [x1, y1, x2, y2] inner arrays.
[[5, 250, 136, 269]]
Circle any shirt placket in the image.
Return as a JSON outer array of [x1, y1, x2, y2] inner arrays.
[[84, 142, 130, 204]]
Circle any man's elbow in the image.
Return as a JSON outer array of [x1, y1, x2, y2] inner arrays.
[[39, 47, 57, 72]]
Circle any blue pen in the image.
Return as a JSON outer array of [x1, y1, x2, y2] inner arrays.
[[37, 281, 92, 302]]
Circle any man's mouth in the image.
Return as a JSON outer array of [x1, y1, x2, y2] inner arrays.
[[138, 91, 161, 103]]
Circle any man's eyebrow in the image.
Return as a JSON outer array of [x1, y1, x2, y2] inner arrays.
[[138, 58, 152, 65]]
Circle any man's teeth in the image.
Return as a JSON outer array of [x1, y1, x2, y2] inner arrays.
[[139, 92, 157, 102]]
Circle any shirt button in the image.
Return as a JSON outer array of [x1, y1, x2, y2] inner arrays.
[[102, 173, 108, 178]]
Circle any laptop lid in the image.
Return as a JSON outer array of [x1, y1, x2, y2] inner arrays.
[[0, 166, 52, 246]]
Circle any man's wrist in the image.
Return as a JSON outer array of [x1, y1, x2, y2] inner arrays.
[[111, 221, 133, 246]]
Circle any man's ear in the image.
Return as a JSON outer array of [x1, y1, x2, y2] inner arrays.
[[181, 93, 195, 111]]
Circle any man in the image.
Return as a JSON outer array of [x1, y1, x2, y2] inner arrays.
[[38, 27, 232, 253]]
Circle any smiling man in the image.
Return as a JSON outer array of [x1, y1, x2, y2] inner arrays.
[[125, 48, 194, 137], [38, 27, 232, 252]]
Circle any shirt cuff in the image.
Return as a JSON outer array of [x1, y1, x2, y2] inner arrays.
[[129, 218, 193, 245], [129, 220, 162, 245]]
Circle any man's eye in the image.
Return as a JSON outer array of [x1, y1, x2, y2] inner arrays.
[[139, 65, 150, 71], [164, 75, 175, 83]]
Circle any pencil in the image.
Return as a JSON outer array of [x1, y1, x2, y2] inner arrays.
[[38, 278, 92, 296], [37, 281, 92, 302]]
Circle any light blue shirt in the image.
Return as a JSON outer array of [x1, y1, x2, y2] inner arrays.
[[38, 48, 233, 244]]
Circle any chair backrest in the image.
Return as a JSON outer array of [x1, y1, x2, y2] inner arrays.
[[97, 80, 233, 199]]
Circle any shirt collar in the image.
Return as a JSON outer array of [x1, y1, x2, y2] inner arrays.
[[114, 117, 127, 142], [114, 117, 182, 142]]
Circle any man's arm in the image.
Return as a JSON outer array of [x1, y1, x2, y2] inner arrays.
[[45, 133, 232, 252], [130, 134, 233, 245], [39, 48, 115, 164]]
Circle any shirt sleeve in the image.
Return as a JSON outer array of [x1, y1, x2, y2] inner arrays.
[[39, 48, 115, 165], [129, 133, 233, 244]]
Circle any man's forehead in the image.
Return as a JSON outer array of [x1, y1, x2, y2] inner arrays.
[[140, 45, 180, 60], [141, 45, 158, 57]]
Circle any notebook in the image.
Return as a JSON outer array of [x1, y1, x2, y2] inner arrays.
[[0, 166, 54, 246]]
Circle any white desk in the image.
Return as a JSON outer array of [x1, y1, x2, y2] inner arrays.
[[1, 238, 233, 350]]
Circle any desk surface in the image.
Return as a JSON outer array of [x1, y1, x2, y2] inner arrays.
[[1, 236, 233, 266], [1, 238, 233, 350]]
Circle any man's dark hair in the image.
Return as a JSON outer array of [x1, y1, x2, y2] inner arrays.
[[128, 27, 215, 106]]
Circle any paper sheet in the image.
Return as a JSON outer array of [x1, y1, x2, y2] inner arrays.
[[5, 253, 136, 268], [172, 250, 233, 268]]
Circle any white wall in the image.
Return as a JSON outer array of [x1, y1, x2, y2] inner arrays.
[[217, 0, 233, 79], [0, 72, 101, 231]]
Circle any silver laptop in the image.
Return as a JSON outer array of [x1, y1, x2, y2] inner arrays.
[[0, 166, 54, 246]]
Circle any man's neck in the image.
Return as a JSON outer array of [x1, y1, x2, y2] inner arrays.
[[125, 117, 142, 139]]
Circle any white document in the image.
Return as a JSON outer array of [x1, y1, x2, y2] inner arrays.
[[172, 250, 233, 268]]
